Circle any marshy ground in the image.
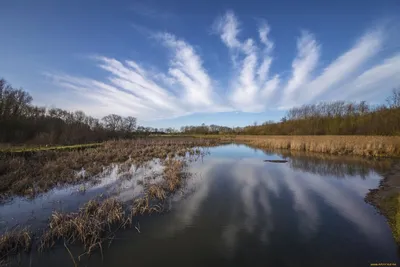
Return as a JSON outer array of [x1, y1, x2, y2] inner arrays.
[[0, 137, 223, 265], [1, 136, 400, 266], [0, 137, 221, 200]]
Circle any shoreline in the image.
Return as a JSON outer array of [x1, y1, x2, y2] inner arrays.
[[1, 137, 400, 264], [191, 135, 400, 157], [365, 163, 400, 244]]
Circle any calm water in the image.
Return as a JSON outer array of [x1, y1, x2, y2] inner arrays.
[[3, 144, 399, 267]]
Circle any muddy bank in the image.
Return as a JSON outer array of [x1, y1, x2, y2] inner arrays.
[[366, 163, 400, 244]]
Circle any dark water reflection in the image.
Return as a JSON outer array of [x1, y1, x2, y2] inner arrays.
[[14, 145, 400, 266], [281, 151, 392, 179]]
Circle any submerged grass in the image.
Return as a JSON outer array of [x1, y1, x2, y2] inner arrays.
[[162, 158, 186, 192], [0, 227, 31, 261], [147, 184, 167, 200], [0, 155, 191, 264], [4, 135, 398, 200], [4, 135, 400, 260], [0, 137, 221, 200], [39, 198, 127, 254], [132, 157, 188, 215]]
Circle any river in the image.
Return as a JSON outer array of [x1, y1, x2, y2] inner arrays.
[[1, 144, 398, 267]]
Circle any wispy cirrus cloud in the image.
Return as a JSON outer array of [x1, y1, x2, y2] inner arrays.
[[47, 34, 231, 120], [282, 31, 320, 105], [48, 10, 400, 121], [299, 30, 383, 104], [214, 11, 279, 111], [160, 33, 214, 107]]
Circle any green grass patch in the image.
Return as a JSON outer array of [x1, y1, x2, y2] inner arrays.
[[0, 143, 103, 153], [380, 192, 400, 243]]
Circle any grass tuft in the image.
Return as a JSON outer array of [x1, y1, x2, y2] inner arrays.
[[0, 227, 31, 261], [39, 198, 126, 254]]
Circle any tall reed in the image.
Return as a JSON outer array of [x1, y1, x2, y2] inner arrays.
[[233, 135, 400, 157]]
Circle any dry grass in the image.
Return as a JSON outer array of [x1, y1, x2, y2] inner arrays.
[[147, 184, 167, 200], [231, 135, 400, 157], [132, 157, 187, 215], [0, 137, 211, 262], [0, 227, 31, 261], [39, 198, 127, 254], [0, 137, 221, 200], [33, 156, 189, 257], [131, 196, 163, 216], [162, 158, 186, 192]]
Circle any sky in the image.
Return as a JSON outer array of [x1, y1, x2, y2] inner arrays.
[[1, 0, 400, 129]]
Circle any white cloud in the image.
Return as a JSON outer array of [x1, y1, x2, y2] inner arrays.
[[299, 30, 383, 104], [213, 10, 242, 49], [230, 39, 262, 111], [160, 33, 214, 107], [258, 22, 274, 53], [48, 33, 232, 121], [282, 31, 320, 105], [47, 11, 399, 121], [215, 12, 277, 111], [340, 53, 400, 101], [257, 22, 274, 84]]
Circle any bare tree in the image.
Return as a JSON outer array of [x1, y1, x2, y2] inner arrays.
[[122, 116, 137, 132], [386, 88, 400, 108], [102, 114, 123, 131]]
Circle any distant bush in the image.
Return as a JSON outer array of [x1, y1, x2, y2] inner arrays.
[[181, 88, 400, 136], [0, 78, 143, 144]]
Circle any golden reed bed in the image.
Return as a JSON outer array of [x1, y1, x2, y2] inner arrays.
[[230, 135, 400, 157]]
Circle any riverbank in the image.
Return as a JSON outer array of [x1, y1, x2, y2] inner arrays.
[[209, 135, 400, 157], [365, 163, 400, 244], [1, 136, 400, 265], [200, 135, 400, 245]]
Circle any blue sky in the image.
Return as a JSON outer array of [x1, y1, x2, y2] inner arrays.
[[1, 0, 400, 129]]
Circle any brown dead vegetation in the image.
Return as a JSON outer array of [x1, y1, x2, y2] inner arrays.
[[231, 135, 400, 157], [0, 155, 190, 264], [0, 227, 31, 262], [0, 137, 221, 200], [39, 198, 127, 254]]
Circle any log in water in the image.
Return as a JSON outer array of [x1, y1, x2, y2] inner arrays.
[[263, 159, 288, 163]]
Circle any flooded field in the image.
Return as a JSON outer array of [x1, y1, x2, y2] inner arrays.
[[1, 144, 399, 267]]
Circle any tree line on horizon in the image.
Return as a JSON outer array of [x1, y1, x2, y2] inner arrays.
[[180, 89, 400, 136], [0, 78, 145, 144], [1, 77, 400, 145]]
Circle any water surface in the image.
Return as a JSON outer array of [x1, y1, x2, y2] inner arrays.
[[3, 144, 399, 267]]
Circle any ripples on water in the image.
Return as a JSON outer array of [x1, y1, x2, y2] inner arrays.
[[1, 144, 398, 267]]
